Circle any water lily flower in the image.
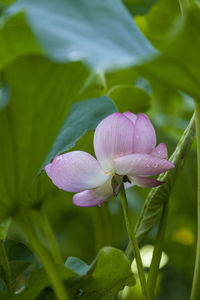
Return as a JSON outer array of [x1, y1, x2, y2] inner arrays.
[[45, 112, 174, 207]]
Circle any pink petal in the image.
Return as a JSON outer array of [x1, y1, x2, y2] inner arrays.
[[123, 111, 137, 125], [45, 151, 109, 193], [133, 113, 156, 154], [114, 153, 175, 176], [45, 163, 52, 177], [94, 112, 134, 172], [151, 143, 168, 159], [133, 176, 164, 188], [73, 178, 113, 207]]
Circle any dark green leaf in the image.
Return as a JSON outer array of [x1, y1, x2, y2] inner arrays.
[[123, 0, 159, 15], [5, 239, 33, 262], [8, 0, 156, 70], [41, 96, 117, 171], [108, 85, 150, 113]]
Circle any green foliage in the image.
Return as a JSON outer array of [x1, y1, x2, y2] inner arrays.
[[108, 85, 150, 113], [41, 96, 117, 170], [8, 0, 156, 70], [0, 0, 198, 298], [139, 2, 200, 98], [8, 247, 135, 300]]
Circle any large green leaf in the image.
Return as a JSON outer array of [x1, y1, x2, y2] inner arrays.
[[0, 57, 90, 220], [108, 85, 150, 113], [41, 97, 117, 171], [135, 0, 180, 48], [0, 13, 40, 71], [139, 2, 200, 99], [8, 0, 156, 70], [67, 247, 135, 300], [126, 114, 196, 259]]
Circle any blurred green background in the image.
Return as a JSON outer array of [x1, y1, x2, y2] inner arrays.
[[0, 0, 198, 299]]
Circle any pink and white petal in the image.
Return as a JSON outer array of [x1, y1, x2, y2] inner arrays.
[[94, 112, 134, 172], [133, 113, 156, 154], [151, 143, 168, 159], [73, 178, 113, 207], [45, 163, 52, 177], [114, 153, 175, 176], [46, 151, 109, 193], [123, 111, 137, 125], [133, 176, 164, 188]]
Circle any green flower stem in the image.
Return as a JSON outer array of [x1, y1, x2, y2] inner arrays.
[[35, 210, 63, 264], [191, 100, 200, 300], [17, 212, 69, 300], [147, 201, 169, 299], [120, 184, 149, 300], [0, 239, 12, 293]]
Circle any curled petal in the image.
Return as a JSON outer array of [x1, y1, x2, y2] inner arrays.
[[133, 176, 164, 188], [151, 143, 168, 159], [73, 178, 113, 207], [94, 112, 134, 172], [123, 111, 137, 125], [114, 153, 175, 176], [133, 113, 156, 154], [45, 151, 109, 193]]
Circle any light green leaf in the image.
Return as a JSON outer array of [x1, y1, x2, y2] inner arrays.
[[108, 85, 150, 113], [139, 3, 200, 99], [8, 0, 156, 70], [67, 247, 136, 300], [0, 12, 41, 71]]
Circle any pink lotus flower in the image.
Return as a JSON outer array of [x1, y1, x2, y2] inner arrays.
[[45, 112, 174, 207]]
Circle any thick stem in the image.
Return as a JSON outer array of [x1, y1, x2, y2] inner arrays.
[[17, 213, 69, 300], [0, 240, 12, 293], [36, 210, 63, 264], [191, 100, 200, 300], [120, 185, 149, 300], [147, 201, 169, 299]]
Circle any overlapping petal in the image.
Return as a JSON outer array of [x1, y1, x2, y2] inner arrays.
[[133, 176, 164, 188], [73, 178, 113, 207], [114, 153, 174, 176], [151, 143, 168, 159], [94, 112, 134, 172], [123, 111, 137, 125], [45, 151, 109, 193], [133, 113, 156, 154]]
